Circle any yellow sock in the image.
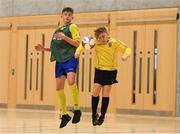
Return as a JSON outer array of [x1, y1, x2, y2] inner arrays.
[[70, 84, 80, 110], [57, 90, 67, 115]]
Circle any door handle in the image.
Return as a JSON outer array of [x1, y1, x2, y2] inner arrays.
[[139, 50, 142, 94], [147, 51, 151, 94]]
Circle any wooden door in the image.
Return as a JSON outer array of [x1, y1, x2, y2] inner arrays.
[[113, 24, 145, 110], [143, 22, 177, 115], [16, 28, 56, 110], [0, 29, 10, 106], [17, 29, 35, 106]]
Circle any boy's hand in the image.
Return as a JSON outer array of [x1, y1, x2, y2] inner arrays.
[[35, 44, 44, 51], [74, 52, 80, 58], [121, 55, 128, 61], [54, 32, 66, 40]]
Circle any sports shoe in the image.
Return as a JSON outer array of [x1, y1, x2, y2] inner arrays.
[[96, 115, 104, 126], [92, 113, 99, 126], [59, 114, 71, 128], [72, 110, 82, 124]]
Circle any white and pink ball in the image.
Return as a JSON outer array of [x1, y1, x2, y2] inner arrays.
[[82, 36, 95, 50]]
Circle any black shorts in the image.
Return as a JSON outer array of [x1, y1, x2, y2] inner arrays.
[[94, 68, 118, 86]]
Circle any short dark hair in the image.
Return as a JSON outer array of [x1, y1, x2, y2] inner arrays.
[[62, 7, 74, 13], [94, 27, 108, 39]]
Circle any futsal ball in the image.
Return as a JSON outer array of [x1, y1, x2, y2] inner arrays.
[[82, 36, 95, 50]]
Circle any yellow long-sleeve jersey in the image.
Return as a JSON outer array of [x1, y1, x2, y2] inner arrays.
[[76, 37, 132, 71]]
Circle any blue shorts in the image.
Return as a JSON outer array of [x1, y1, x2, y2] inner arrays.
[[55, 57, 78, 78]]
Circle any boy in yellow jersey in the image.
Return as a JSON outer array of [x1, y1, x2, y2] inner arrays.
[[76, 27, 131, 126], [35, 7, 81, 128]]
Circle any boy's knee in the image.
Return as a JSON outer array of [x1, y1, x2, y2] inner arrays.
[[92, 90, 99, 97], [102, 91, 110, 97], [56, 85, 64, 90], [67, 79, 75, 86]]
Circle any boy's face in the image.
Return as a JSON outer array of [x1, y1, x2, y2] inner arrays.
[[61, 11, 73, 25], [97, 32, 109, 44]]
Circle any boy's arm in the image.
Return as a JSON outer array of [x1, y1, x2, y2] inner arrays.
[[117, 40, 132, 60], [35, 44, 50, 52], [74, 43, 84, 58], [55, 24, 80, 47]]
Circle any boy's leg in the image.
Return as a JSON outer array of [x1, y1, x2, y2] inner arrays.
[[97, 85, 111, 126], [67, 72, 80, 110], [91, 83, 101, 125], [56, 76, 71, 128], [67, 72, 81, 124], [56, 76, 67, 114]]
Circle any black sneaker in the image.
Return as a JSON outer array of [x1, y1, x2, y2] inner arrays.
[[96, 115, 104, 126], [59, 114, 71, 128], [92, 113, 99, 126], [72, 110, 82, 124]]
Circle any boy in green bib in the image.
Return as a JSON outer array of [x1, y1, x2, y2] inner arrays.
[[35, 7, 81, 128]]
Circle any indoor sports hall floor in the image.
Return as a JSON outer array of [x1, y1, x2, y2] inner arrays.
[[0, 108, 180, 133]]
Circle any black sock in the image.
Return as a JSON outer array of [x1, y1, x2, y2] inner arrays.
[[101, 97, 109, 118], [92, 96, 99, 116]]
